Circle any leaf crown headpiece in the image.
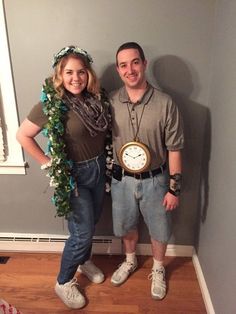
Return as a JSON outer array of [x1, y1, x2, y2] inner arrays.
[[52, 45, 93, 68]]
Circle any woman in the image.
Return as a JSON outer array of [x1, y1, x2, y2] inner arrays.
[[16, 46, 111, 309]]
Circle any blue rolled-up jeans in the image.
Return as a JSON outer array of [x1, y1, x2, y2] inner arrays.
[[57, 153, 106, 284]]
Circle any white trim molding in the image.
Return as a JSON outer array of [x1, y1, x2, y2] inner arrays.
[[0, 0, 25, 174], [0, 117, 5, 161], [192, 250, 215, 314]]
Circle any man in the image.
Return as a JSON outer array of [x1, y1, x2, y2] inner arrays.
[[109, 42, 184, 300]]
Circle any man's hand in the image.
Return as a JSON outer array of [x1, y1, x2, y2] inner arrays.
[[163, 192, 179, 211]]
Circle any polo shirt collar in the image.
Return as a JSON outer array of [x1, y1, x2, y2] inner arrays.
[[119, 82, 154, 105]]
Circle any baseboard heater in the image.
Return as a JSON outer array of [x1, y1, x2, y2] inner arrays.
[[0, 233, 194, 257], [0, 233, 122, 254]]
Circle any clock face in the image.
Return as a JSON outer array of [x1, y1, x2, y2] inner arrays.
[[119, 142, 151, 173]]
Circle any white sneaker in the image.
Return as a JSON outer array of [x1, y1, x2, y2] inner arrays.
[[55, 278, 86, 309], [77, 260, 105, 284], [111, 257, 138, 286], [148, 266, 166, 300]]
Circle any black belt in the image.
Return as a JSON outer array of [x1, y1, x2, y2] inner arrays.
[[112, 163, 166, 180]]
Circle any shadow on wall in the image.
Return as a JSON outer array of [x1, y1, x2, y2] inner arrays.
[[97, 56, 211, 248], [100, 63, 123, 93], [152, 55, 211, 247]]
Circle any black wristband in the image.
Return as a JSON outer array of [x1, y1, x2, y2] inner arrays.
[[168, 188, 180, 196], [169, 173, 182, 196], [169, 173, 182, 181]]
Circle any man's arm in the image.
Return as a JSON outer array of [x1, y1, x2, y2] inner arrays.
[[163, 150, 182, 211]]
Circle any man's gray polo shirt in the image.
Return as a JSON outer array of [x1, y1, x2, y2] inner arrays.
[[110, 83, 184, 170]]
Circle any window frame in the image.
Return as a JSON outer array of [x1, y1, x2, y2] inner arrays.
[[0, 0, 25, 174]]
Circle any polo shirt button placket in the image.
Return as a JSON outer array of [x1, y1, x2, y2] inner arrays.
[[131, 108, 136, 124]]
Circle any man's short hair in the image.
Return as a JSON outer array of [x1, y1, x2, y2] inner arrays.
[[116, 42, 146, 65]]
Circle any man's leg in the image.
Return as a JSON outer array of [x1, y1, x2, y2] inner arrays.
[[149, 238, 167, 300], [151, 238, 167, 261], [123, 229, 138, 253], [138, 170, 170, 300], [111, 176, 140, 286], [111, 230, 138, 286]]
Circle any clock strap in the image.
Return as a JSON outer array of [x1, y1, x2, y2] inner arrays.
[[127, 102, 146, 141]]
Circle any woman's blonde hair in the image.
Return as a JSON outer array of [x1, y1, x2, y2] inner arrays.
[[52, 53, 100, 98]]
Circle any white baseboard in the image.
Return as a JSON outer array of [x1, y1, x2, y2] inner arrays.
[[192, 250, 215, 314], [136, 243, 194, 256], [0, 240, 66, 253]]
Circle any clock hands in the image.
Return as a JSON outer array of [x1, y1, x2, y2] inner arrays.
[[125, 152, 135, 159], [125, 152, 145, 160], [133, 153, 142, 159]]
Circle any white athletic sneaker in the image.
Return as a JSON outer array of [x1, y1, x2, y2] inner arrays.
[[111, 257, 138, 286], [77, 260, 105, 284], [148, 266, 166, 300], [55, 278, 86, 309]]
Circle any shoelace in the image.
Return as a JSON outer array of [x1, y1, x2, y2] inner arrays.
[[148, 269, 165, 282], [117, 261, 135, 274], [65, 278, 80, 300]]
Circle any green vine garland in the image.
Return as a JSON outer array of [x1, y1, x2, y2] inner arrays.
[[40, 78, 113, 218], [40, 78, 75, 218]]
